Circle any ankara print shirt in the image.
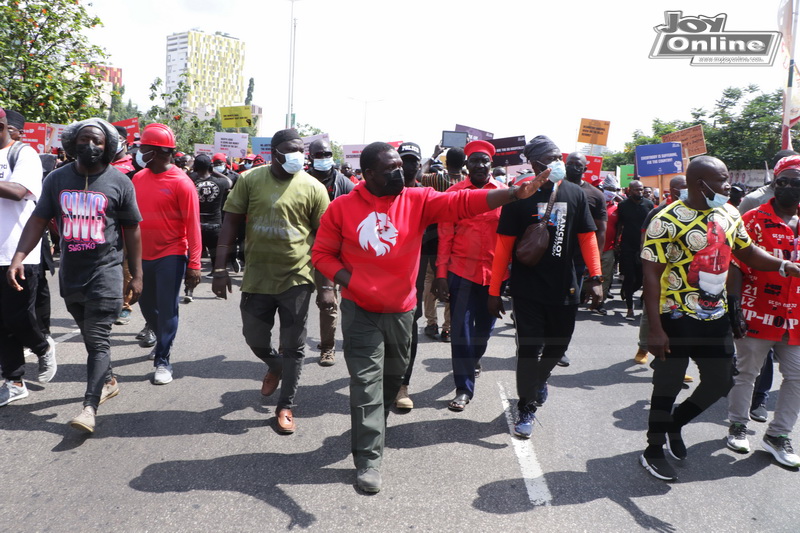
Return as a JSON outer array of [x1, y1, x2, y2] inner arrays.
[[34, 163, 141, 302], [641, 201, 751, 321]]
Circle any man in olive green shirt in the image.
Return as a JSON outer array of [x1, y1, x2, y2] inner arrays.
[[212, 129, 329, 434]]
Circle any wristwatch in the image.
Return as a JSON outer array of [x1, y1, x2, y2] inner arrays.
[[779, 259, 789, 278], [587, 275, 605, 283]]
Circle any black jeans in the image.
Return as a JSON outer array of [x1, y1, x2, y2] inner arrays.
[[66, 298, 121, 409], [0, 264, 48, 381], [240, 285, 313, 411], [35, 262, 51, 337], [200, 223, 221, 266], [646, 314, 734, 447], [620, 248, 642, 311], [512, 296, 578, 412]]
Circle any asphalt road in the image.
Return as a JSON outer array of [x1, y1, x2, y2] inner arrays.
[[2, 266, 798, 532]]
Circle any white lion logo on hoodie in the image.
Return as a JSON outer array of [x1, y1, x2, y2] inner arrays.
[[357, 212, 398, 256]]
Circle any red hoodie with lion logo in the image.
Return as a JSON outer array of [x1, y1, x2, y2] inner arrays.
[[312, 181, 491, 313]]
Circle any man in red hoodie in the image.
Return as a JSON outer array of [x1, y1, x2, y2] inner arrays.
[[133, 123, 201, 386], [312, 142, 543, 493]]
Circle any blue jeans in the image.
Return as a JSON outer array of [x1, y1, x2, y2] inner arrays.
[[139, 255, 187, 370], [448, 273, 498, 399]]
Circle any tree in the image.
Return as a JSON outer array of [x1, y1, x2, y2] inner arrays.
[[0, 0, 109, 123], [107, 85, 140, 123], [244, 77, 255, 106], [603, 85, 795, 171], [143, 76, 217, 153]]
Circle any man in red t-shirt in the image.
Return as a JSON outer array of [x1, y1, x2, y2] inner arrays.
[[133, 124, 201, 386], [312, 142, 543, 493]]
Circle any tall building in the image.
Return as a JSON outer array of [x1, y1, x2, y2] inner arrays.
[[165, 30, 246, 119]]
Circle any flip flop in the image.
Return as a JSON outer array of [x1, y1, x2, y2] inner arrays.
[[448, 393, 470, 412]]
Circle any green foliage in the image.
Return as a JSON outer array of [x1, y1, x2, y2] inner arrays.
[[296, 122, 343, 163], [603, 85, 794, 171], [245, 77, 254, 106], [142, 76, 217, 153], [0, 0, 109, 123], [107, 85, 140, 123]]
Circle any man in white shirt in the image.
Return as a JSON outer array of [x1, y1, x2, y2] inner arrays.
[[0, 107, 54, 406]]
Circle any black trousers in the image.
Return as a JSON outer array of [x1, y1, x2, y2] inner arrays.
[[0, 265, 48, 381], [646, 314, 734, 446], [620, 249, 642, 310], [512, 296, 578, 412]]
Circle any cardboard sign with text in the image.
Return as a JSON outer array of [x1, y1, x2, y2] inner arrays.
[[219, 106, 253, 128], [661, 125, 707, 157], [455, 124, 494, 141], [489, 135, 526, 166], [21, 123, 47, 153], [251, 137, 272, 162], [194, 144, 215, 156], [577, 118, 610, 146], [635, 142, 684, 177], [112, 118, 140, 144], [301, 133, 330, 153], [214, 132, 249, 159], [617, 164, 635, 187]]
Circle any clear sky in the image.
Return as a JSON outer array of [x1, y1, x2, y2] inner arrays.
[[86, 0, 790, 154]]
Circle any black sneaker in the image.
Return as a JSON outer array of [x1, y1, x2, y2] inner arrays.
[[423, 324, 439, 339], [666, 432, 687, 461], [139, 326, 156, 348], [639, 452, 677, 481], [440, 329, 450, 343], [750, 403, 768, 423]]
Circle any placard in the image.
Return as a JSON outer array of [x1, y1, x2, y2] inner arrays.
[[219, 105, 253, 128], [635, 142, 684, 177], [112, 118, 140, 144], [577, 118, 610, 146], [21, 123, 47, 153], [489, 135, 527, 166], [251, 137, 272, 161], [661, 125, 707, 157], [214, 132, 249, 158]]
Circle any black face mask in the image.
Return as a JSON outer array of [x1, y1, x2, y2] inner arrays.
[[774, 186, 800, 209], [377, 168, 404, 196], [75, 143, 104, 167], [565, 164, 584, 181]]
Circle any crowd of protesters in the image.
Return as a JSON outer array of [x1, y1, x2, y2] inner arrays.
[[2, 111, 800, 493]]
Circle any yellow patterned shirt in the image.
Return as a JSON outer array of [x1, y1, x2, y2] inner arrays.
[[641, 201, 751, 321]]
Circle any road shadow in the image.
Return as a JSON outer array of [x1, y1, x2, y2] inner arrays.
[[473, 439, 772, 531]]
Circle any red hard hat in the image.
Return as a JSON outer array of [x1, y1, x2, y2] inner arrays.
[[140, 123, 176, 149]]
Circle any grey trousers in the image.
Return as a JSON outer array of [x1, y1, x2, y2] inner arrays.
[[729, 335, 800, 437], [340, 298, 413, 470]]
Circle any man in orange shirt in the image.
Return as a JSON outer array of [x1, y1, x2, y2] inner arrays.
[[432, 140, 507, 411]]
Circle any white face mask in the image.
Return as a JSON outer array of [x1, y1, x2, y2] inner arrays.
[[678, 188, 689, 202], [281, 151, 304, 174], [213, 164, 226, 173], [135, 150, 153, 168], [603, 189, 616, 202], [313, 157, 334, 172], [546, 160, 566, 183]]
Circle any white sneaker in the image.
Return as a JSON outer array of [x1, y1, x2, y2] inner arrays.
[[38, 336, 57, 383], [154, 365, 173, 385], [0, 380, 28, 406], [762, 434, 800, 468], [726, 423, 750, 453], [99, 378, 120, 405], [69, 406, 96, 433]]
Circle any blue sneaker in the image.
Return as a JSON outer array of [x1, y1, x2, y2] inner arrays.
[[534, 382, 548, 407], [514, 409, 536, 438]]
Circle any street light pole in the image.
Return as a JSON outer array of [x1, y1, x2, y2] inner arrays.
[[286, 0, 299, 129], [349, 97, 384, 143]]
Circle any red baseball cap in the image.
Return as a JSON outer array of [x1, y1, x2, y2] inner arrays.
[[464, 140, 496, 158], [212, 153, 226, 162]]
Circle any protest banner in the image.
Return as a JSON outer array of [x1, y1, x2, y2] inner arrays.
[[46, 124, 67, 151], [112, 118, 140, 144], [194, 144, 215, 156], [455, 124, 494, 141], [661, 125, 707, 157], [251, 137, 272, 161], [301, 133, 330, 153], [635, 142, 684, 177], [343, 144, 367, 169], [617, 164, 635, 187], [219, 106, 254, 128], [577, 118, 611, 146], [489, 135, 526, 166], [214, 132, 249, 158], [21, 123, 47, 153]]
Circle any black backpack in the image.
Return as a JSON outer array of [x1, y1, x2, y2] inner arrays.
[[7, 140, 25, 172]]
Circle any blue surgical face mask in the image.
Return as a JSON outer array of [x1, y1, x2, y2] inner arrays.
[[280, 151, 304, 174], [678, 188, 689, 202], [213, 164, 226, 173], [544, 160, 566, 183], [243, 162, 253, 170], [701, 180, 728, 209], [313, 157, 334, 172]]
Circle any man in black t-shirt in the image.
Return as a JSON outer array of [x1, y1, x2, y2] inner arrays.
[[616, 180, 654, 319], [8, 118, 143, 434], [488, 135, 603, 440], [192, 154, 231, 269]]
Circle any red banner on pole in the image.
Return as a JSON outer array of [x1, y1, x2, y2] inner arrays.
[[112, 117, 140, 144], [21, 123, 47, 153]]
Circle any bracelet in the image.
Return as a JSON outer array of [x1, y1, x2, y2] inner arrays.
[[213, 268, 228, 273], [779, 259, 789, 278], [321, 285, 335, 290], [509, 185, 519, 200]]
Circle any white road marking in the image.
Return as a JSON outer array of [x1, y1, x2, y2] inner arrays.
[[497, 381, 552, 506], [53, 329, 81, 343]]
